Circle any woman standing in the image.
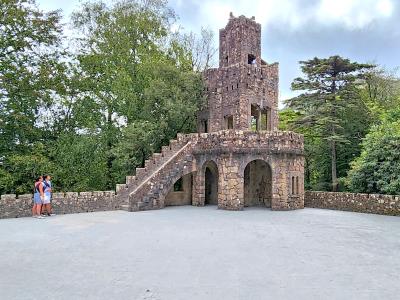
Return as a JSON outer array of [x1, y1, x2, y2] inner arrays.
[[33, 176, 45, 219]]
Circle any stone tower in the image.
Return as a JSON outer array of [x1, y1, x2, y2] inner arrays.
[[117, 14, 305, 212], [198, 14, 279, 134]]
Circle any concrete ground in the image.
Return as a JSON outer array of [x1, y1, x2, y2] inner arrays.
[[0, 206, 399, 300]]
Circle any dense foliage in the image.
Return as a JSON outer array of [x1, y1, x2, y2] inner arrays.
[[283, 61, 400, 194], [347, 110, 400, 194], [0, 0, 210, 194]]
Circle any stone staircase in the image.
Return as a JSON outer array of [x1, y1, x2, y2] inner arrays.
[[116, 133, 197, 212]]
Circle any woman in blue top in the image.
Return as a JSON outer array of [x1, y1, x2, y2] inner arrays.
[[33, 176, 45, 219]]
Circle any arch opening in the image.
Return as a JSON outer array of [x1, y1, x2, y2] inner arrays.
[[244, 159, 272, 207], [204, 161, 218, 205]]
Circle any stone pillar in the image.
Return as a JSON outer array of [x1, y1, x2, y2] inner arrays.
[[218, 155, 244, 210], [238, 95, 250, 130], [271, 155, 289, 210], [192, 169, 205, 206], [257, 108, 262, 131]]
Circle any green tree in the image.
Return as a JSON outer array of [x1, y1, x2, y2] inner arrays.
[[50, 133, 108, 192], [0, 0, 205, 195], [0, 0, 67, 194], [347, 109, 400, 194], [70, 0, 190, 188], [0, 143, 53, 194], [112, 64, 204, 183], [286, 56, 374, 191], [359, 68, 400, 119]]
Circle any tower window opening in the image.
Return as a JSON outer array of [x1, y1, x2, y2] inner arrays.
[[225, 115, 234, 129], [225, 55, 228, 64], [201, 119, 208, 133], [248, 54, 256, 65], [237, 83, 239, 88], [232, 85, 234, 90], [250, 104, 260, 131], [291, 177, 295, 194]]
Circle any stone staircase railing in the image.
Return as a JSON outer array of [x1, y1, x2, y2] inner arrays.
[[128, 141, 195, 211], [116, 133, 197, 211]]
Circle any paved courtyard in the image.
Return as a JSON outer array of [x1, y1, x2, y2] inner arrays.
[[0, 206, 399, 300]]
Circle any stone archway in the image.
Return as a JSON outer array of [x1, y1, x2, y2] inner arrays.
[[244, 159, 272, 207], [204, 161, 218, 205]]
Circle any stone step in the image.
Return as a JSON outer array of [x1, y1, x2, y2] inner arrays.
[[144, 159, 151, 168], [161, 145, 171, 157], [153, 153, 162, 164], [116, 184, 127, 193], [135, 168, 146, 178], [170, 139, 179, 151], [126, 176, 136, 184], [176, 133, 184, 142]]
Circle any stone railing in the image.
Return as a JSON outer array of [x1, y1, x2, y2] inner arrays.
[[116, 133, 196, 203], [193, 130, 304, 155], [305, 191, 400, 216], [0, 191, 118, 219], [129, 140, 195, 211]]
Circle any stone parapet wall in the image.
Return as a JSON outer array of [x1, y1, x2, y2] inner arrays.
[[305, 191, 400, 216], [194, 130, 304, 155], [0, 191, 118, 219]]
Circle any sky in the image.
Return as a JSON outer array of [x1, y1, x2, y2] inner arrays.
[[36, 0, 400, 104]]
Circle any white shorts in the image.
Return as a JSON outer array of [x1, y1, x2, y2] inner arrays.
[[43, 195, 51, 204]]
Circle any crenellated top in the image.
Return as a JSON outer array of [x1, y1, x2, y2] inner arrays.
[[219, 14, 261, 68]]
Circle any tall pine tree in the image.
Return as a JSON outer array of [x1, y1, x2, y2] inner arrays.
[[286, 56, 374, 191]]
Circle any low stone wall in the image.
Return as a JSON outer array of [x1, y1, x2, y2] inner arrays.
[[0, 191, 118, 219], [305, 191, 400, 216]]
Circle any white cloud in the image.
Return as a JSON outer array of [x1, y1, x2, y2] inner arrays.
[[196, 0, 395, 31], [316, 0, 394, 28], [377, 0, 394, 17]]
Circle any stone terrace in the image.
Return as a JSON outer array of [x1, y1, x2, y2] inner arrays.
[[1, 206, 399, 300]]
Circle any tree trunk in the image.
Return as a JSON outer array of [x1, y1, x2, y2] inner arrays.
[[331, 140, 338, 192], [106, 108, 114, 189]]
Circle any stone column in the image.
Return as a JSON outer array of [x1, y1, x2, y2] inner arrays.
[[238, 95, 250, 130], [257, 108, 262, 131], [218, 155, 244, 210], [192, 169, 205, 206], [271, 155, 289, 210]]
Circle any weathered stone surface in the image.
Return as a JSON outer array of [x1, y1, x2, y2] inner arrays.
[[198, 15, 279, 133], [0, 191, 118, 219], [305, 191, 400, 216]]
